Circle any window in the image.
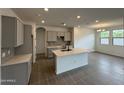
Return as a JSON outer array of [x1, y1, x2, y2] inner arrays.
[[112, 29, 124, 46], [100, 31, 110, 45]]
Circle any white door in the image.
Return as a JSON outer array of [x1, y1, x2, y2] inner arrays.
[[36, 30, 45, 54]]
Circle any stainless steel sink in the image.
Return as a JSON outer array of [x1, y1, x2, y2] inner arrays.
[[61, 49, 72, 52]]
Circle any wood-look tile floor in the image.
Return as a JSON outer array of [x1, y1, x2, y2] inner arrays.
[[29, 52, 124, 85]]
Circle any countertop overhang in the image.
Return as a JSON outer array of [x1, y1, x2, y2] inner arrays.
[[1, 54, 32, 67], [52, 48, 90, 57], [47, 45, 63, 49]]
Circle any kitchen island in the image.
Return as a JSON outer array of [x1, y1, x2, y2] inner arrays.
[[52, 48, 89, 74]]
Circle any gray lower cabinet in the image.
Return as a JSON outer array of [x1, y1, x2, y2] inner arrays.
[[1, 62, 32, 85], [47, 48, 55, 58]]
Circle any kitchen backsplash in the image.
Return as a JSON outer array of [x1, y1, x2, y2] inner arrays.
[[1, 47, 15, 64]]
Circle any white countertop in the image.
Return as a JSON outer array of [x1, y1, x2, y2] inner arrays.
[[47, 45, 63, 49], [1, 54, 32, 67], [52, 48, 89, 57]]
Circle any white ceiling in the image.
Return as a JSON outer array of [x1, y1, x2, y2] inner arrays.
[[12, 8, 124, 29]]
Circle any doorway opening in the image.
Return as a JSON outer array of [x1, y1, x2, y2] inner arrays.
[[36, 27, 46, 58]]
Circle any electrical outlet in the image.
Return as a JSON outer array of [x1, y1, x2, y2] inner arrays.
[[2, 52, 6, 58]]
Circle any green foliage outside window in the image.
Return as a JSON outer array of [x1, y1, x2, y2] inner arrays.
[[100, 31, 109, 38], [113, 29, 124, 37]]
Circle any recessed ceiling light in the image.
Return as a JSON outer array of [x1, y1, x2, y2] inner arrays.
[[95, 20, 99, 23], [41, 20, 45, 23], [77, 16, 81, 19], [63, 23, 66, 26], [61, 22, 66, 26], [44, 8, 49, 11]]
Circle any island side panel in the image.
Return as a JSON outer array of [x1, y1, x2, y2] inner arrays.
[[56, 53, 88, 74]]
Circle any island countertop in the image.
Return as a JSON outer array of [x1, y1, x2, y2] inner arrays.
[[52, 48, 89, 57]]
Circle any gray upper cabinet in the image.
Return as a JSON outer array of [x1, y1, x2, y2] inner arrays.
[[1, 16, 16, 48], [1, 15, 24, 48]]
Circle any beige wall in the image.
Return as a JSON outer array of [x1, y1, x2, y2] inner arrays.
[[73, 26, 95, 51]]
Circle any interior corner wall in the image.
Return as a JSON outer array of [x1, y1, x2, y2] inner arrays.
[[73, 27, 95, 51], [32, 25, 36, 63]]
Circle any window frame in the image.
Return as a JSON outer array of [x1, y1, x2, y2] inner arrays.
[[99, 31, 110, 45], [112, 29, 124, 46]]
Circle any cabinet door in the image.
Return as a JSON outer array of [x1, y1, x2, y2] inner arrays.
[[1, 63, 31, 85], [27, 61, 32, 83], [20, 21, 24, 45], [47, 31, 57, 41], [64, 32, 71, 41], [15, 19, 24, 47], [52, 32, 57, 41], [2, 16, 16, 48], [57, 32, 60, 36], [60, 32, 64, 36], [57, 32, 64, 36]]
